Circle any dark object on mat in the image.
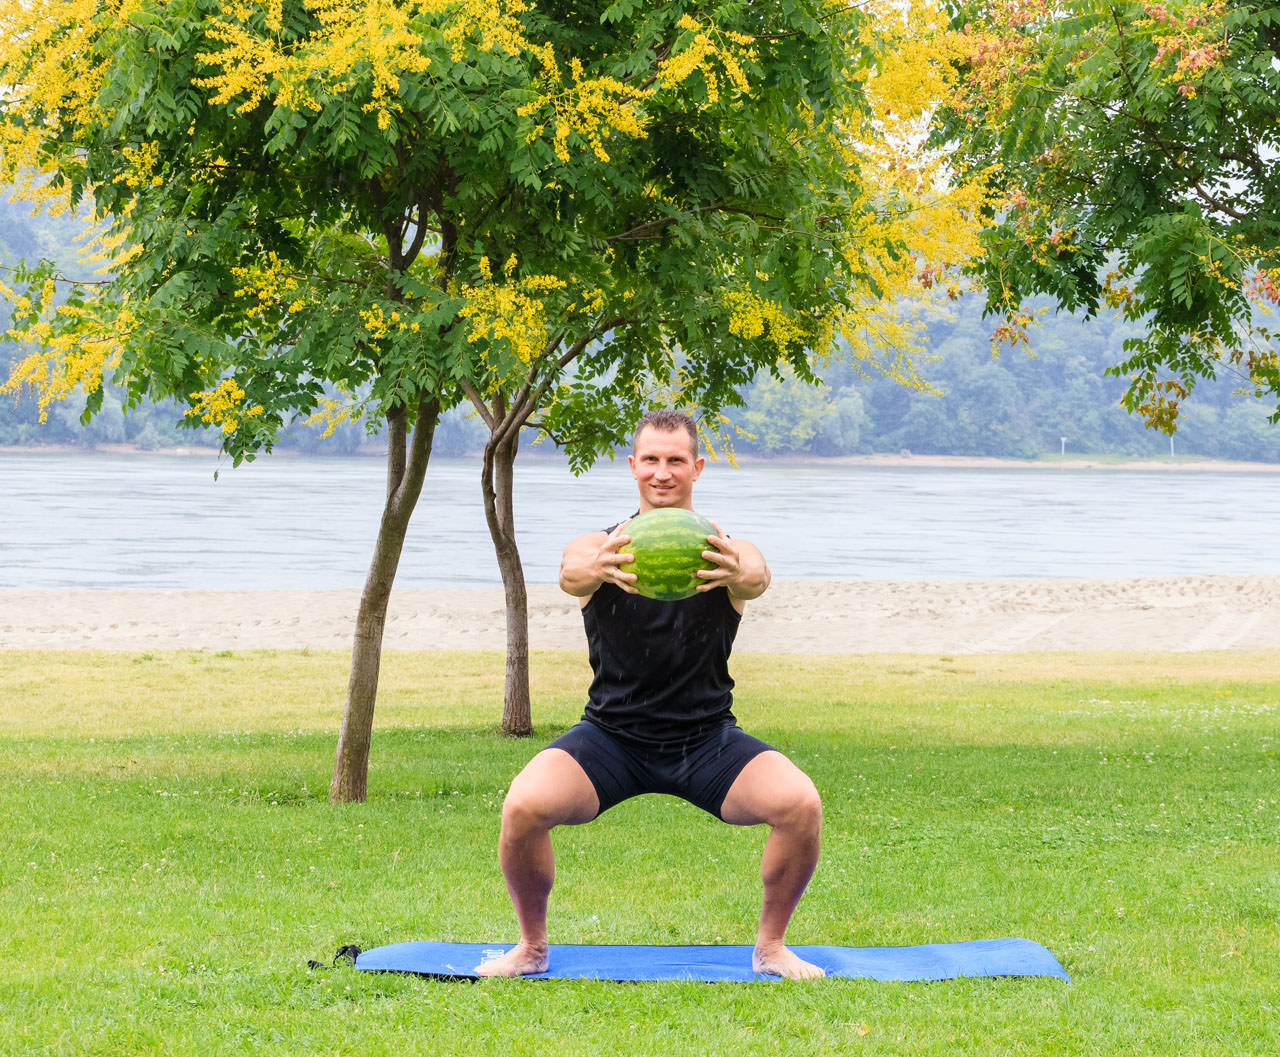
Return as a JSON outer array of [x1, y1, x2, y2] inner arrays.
[[309, 944, 363, 970], [353, 938, 1069, 982]]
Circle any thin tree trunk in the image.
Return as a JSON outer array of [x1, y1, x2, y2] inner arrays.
[[481, 423, 533, 737], [329, 398, 440, 803], [462, 320, 630, 736]]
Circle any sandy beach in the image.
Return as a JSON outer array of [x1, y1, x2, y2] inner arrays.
[[3, 575, 1280, 654]]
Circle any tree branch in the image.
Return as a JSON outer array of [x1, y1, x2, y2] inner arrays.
[[460, 378, 496, 430], [481, 313, 634, 452], [1190, 183, 1250, 221], [606, 202, 788, 242], [516, 314, 634, 426], [400, 193, 432, 268]]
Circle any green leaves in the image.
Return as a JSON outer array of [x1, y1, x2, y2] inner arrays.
[[939, 0, 1280, 427], [3, 0, 970, 466]]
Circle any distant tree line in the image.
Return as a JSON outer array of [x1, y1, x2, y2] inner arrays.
[[0, 357, 491, 455], [721, 299, 1280, 463], [4, 198, 1278, 463]]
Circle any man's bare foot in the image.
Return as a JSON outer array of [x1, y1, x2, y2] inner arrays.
[[753, 942, 826, 980], [474, 941, 549, 977]]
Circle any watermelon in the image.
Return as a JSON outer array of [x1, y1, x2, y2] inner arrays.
[[618, 507, 718, 601]]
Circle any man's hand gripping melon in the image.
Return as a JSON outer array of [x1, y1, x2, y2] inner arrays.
[[619, 508, 718, 601]]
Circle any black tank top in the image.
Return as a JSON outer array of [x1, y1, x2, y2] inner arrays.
[[581, 581, 741, 747]]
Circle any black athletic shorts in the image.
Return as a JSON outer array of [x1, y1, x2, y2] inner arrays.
[[548, 719, 775, 820]]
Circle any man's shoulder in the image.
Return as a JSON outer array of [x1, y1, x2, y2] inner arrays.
[[564, 527, 610, 549]]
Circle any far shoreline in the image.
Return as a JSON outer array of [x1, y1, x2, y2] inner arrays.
[[4, 441, 1280, 472], [728, 451, 1280, 472]]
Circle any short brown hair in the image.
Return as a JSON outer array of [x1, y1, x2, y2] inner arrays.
[[634, 408, 699, 455]]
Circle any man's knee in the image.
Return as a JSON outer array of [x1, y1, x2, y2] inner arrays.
[[499, 749, 599, 838], [500, 794, 598, 838], [721, 751, 823, 828], [755, 758, 821, 834], [780, 777, 822, 835], [499, 782, 559, 839]]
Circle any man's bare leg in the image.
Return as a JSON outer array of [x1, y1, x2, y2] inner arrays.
[[475, 748, 599, 977], [720, 750, 824, 980]]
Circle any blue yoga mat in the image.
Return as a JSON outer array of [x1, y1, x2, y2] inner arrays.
[[354, 938, 1069, 982]]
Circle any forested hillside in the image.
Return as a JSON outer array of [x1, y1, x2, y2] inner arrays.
[[722, 300, 1280, 462], [4, 196, 1278, 461]]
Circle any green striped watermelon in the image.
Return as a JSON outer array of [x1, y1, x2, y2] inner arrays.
[[619, 508, 718, 601]]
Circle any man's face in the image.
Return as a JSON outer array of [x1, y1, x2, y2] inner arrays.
[[628, 425, 705, 512]]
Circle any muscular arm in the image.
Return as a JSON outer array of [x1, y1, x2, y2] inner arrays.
[[724, 538, 771, 601], [558, 525, 638, 598], [697, 526, 771, 606]]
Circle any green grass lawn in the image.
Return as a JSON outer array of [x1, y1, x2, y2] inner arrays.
[[2, 649, 1277, 1056]]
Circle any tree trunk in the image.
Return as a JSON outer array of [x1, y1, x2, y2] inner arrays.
[[481, 426, 533, 737], [329, 399, 440, 803]]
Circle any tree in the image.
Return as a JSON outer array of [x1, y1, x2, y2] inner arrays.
[[441, 0, 994, 734], [934, 0, 1280, 429], [733, 368, 839, 455], [2, 0, 987, 790]]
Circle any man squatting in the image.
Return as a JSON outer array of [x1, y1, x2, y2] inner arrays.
[[478, 408, 824, 980]]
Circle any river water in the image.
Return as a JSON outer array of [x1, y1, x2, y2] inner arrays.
[[2, 451, 1278, 589]]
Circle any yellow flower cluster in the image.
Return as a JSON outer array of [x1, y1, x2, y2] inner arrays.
[[0, 0, 113, 196], [836, 299, 933, 392], [198, 0, 449, 128], [90, 225, 145, 276], [459, 260, 568, 367], [657, 14, 754, 104], [195, 0, 548, 132], [441, 0, 537, 63], [120, 142, 165, 190], [360, 306, 390, 338], [0, 267, 132, 422], [230, 252, 300, 318], [520, 60, 647, 163], [723, 290, 808, 352], [303, 394, 359, 438], [1, 333, 121, 421], [359, 304, 419, 339], [186, 378, 265, 434], [518, 9, 757, 164]]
